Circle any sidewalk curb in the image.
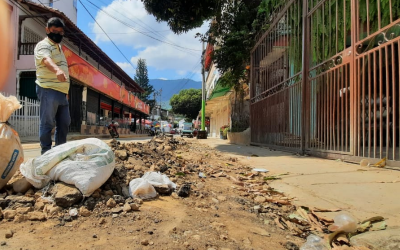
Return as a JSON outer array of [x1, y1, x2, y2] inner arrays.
[[22, 134, 150, 150]]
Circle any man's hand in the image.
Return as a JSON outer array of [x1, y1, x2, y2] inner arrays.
[[42, 57, 68, 82], [56, 69, 67, 82]]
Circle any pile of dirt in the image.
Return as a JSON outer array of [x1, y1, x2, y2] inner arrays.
[[0, 136, 377, 249], [0, 136, 291, 223]]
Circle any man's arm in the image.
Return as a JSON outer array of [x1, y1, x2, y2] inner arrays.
[[42, 57, 67, 82]]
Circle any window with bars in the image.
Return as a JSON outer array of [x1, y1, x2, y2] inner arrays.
[[20, 27, 42, 55], [23, 27, 42, 43]]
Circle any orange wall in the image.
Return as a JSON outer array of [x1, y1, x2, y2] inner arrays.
[[62, 45, 149, 114]]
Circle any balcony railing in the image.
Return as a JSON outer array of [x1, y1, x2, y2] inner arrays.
[[19, 42, 37, 56]]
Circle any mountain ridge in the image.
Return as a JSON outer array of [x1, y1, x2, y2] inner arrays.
[[149, 79, 202, 109]]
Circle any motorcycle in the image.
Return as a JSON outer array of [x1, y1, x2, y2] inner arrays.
[[107, 121, 119, 138], [148, 129, 160, 137]]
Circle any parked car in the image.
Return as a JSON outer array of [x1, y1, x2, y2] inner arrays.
[[170, 129, 177, 134]]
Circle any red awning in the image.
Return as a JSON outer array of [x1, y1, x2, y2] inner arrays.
[[100, 102, 111, 111]]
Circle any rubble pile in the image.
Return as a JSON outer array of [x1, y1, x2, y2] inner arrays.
[[0, 136, 243, 224], [107, 136, 192, 194], [0, 136, 386, 249]]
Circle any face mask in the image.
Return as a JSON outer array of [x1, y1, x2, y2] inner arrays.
[[47, 32, 63, 43]]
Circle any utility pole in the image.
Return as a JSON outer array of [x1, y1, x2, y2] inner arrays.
[[201, 42, 206, 131], [152, 91, 156, 120], [198, 41, 207, 139], [159, 88, 162, 116]]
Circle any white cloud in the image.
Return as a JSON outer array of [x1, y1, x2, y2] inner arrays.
[[115, 62, 135, 75], [158, 78, 168, 80], [90, 0, 208, 78]]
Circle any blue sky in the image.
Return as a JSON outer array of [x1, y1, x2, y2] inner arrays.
[[76, 0, 207, 82]]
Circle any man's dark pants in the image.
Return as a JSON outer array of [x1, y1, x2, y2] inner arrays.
[[36, 85, 71, 155]]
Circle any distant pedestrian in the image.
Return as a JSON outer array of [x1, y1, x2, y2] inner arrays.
[[34, 17, 70, 155]]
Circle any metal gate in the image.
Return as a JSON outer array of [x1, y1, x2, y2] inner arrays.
[[251, 0, 400, 166], [250, 0, 304, 152], [354, 0, 400, 165], [305, 0, 354, 156]]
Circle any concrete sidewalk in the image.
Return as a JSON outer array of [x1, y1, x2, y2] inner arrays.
[[21, 133, 149, 149], [198, 138, 400, 227]]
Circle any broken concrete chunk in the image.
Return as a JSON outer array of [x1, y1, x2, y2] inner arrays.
[[27, 212, 46, 221], [79, 206, 91, 217], [122, 203, 131, 212], [350, 229, 400, 250], [154, 184, 172, 195], [16, 207, 33, 214], [3, 210, 16, 220], [54, 183, 83, 208], [130, 203, 140, 211], [12, 178, 32, 194], [6, 195, 35, 204], [106, 198, 117, 208], [177, 184, 191, 198], [115, 150, 128, 161]]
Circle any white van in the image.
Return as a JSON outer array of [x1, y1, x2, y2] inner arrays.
[[160, 121, 171, 133]]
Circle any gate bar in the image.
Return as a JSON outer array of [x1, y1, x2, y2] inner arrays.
[[301, 0, 309, 153]]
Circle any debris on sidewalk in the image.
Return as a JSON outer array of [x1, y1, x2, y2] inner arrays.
[[360, 157, 386, 168], [128, 178, 157, 200], [252, 168, 269, 173], [369, 157, 386, 168], [0, 94, 24, 190], [300, 234, 329, 250], [0, 135, 389, 250]]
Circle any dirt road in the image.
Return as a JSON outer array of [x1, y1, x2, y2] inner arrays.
[[0, 137, 301, 250]]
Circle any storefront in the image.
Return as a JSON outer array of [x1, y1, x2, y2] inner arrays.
[[62, 45, 150, 134]]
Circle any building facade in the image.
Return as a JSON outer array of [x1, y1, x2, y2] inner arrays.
[[2, 0, 149, 136], [203, 46, 232, 138]]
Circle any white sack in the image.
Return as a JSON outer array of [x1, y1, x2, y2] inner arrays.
[[20, 138, 115, 196], [129, 178, 157, 200], [0, 94, 24, 189], [142, 172, 176, 190]]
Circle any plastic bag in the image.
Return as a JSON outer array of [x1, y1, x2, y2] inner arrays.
[[141, 172, 176, 190], [332, 213, 358, 233], [300, 235, 329, 250], [0, 94, 24, 189], [20, 138, 115, 196], [129, 178, 157, 200], [69, 208, 78, 217]]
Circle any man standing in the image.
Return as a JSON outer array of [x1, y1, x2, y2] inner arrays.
[[34, 17, 70, 155]]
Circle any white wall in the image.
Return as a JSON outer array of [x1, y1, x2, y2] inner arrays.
[[54, 0, 77, 24], [1, 0, 17, 94], [209, 99, 231, 138], [31, 0, 77, 24], [205, 63, 220, 99]]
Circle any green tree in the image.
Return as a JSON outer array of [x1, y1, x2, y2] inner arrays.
[[141, 0, 220, 34], [134, 58, 154, 102], [170, 89, 202, 120], [143, 0, 264, 89]]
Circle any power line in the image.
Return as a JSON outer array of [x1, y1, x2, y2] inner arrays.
[[15, 0, 138, 91], [37, 0, 137, 72], [85, 30, 171, 34], [84, 0, 202, 53], [166, 60, 202, 97], [163, 59, 201, 97], [13, 1, 79, 51], [94, 0, 200, 57], [78, 0, 137, 70]]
